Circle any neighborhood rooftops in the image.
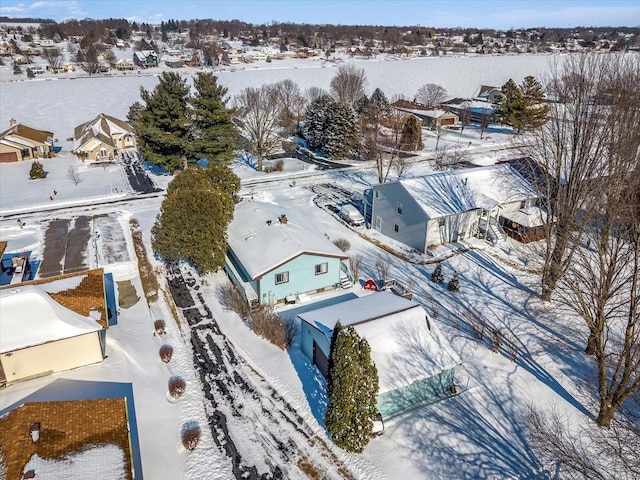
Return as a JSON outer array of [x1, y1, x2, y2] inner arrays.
[[227, 200, 347, 280], [398, 164, 537, 219], [0, 122, 54, 151]]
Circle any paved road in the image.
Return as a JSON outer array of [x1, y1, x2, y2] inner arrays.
[[121, 151, 162, 194]]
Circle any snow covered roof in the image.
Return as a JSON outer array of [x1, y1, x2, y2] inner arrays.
[[73, 113, 134, 152], [298, 292, 460, 393], [0, 123, 53, 148], [397, 164, 537, 219], [500, 206, 548, 227], [227, 200, 347, 280], [0, 286, 104, 353]]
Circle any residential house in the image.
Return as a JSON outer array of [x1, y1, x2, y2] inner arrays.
[[363, 164, 540, 250], [72, 113, 136, 162], [391, 99, 459, 130], [0, 398, 135, 480], [113, 58, 135, 71], [163, 55, 185, 68], [132, 49, 158, 68], [0, 119, 54, 162], [225, 200, 349, 307], [299, 291, 460, 419], [0, 269, 112, 386], [473, 85, 504, 104], [441, 98, 495, 124]]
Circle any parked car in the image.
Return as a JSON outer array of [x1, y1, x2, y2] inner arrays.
[[340, 204, 364, 226]]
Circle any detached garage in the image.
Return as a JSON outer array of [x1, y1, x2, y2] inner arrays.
[[299, 292, 460, 419]]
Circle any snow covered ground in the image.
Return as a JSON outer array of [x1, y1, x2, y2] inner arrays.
[[0, 54, 604, 479]]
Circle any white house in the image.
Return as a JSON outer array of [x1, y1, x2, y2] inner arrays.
[[299, 291, 460, 419], [225, 200, 350, 307], [363, 164, 540, 250]]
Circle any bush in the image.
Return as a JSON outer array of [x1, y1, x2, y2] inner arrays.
[[431, 263, 444, 283], [159, 344, 173, 363], [29, 161, 45, 180], [154, 319, 166, 335], [218, 283, 250, 320], [447, 272, 460, 292], [274, 159, 284, 171], [168, 376, 186, 398], [249, 306, 296, 350], [181, 421, 201, 451], [333, 238, 351, 252]]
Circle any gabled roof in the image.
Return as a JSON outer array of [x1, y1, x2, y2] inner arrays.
[[384, 164, 537, 219], [0, 123, 53, 146], [227, 200, 347, 280], [299, 291, 460, 393], [474, 84, 501, 98], [73, 113, 133, 151]]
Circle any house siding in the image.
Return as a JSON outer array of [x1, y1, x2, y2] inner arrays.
[[300, 319, 331, 364], [258, 254, 342, 304], [0, 332, 104, 384], [426, 210, 479, 246], [371, 183, 429, 252]]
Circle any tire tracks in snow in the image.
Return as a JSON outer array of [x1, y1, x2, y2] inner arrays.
[[166, 264, 363, 480]]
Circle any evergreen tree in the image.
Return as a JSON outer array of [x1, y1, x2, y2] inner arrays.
[[448, 272, 460, 292], [132, 72, 191, 171], [304, 94, 334, 150], [29, 161, 45, 179], [322, 101, 358, 159], [399, 115, 423, 150], [325, 322, 379, 453], [189, 72, 237, 163], [495, 76, 548, 133], [152, 166, 238, 273], [431, 263, 444, 283]]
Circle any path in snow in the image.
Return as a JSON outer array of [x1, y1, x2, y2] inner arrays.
[[166, 264, 362, 480], [39, 216, 91, 277]]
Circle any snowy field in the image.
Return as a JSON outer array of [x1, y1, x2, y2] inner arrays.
[[0, 53, 604, 480]]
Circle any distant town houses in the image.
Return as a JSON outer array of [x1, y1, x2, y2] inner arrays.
[[132, 49, 158, 68]]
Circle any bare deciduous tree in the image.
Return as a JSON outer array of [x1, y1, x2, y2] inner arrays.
[[67, 164, 81, 186], [305, 86, 328, 103], [273, 79, 306, 134], [433, 146, 470, 171], [415, 83, 448, 107], [235, 85, 281, 172], [349, 254, 362, 283], [40, 46, 62, 70], [330, 63, 367, 106], [526, 405, 640, 479]]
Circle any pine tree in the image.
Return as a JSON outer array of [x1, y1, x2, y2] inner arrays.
[[131, 72, 191, 171], [495, 78, 525, 132], [495, 76, 548, 133], [520, 75, 549, 130], [325, 322, 379, 453], [448, 272, 460, 292], [322, 101, 358, 159], [152, 166, 237, 273], [29, 161, 45, 179], [188, 72, 237, 163], [431, 263, 444, 283], [304, 94, 334, 150], [399, 115, 423, 150]]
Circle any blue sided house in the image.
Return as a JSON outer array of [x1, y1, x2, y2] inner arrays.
[[225, 200, 350, 307], [298, 291, 460, 420]]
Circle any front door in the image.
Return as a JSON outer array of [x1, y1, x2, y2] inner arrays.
[[375, 216, 383, 233]]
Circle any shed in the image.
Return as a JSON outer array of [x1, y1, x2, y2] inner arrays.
[[299, 292, 460, 419]]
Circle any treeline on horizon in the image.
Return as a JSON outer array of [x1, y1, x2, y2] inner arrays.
[[2, 16, 639, 47]]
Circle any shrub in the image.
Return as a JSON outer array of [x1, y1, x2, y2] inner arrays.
[[333, 238, 351, 252], [218, 283, 250, 320], [181, 421, 201, 451], [249, 306, 296, 349], [168, 376, 186, 398], [29, 161, 45, 179], [447, 272, 460, 292], [490, 328, 503, 353], [154, 319, 166, 335], [465, 310, 486, 340], [274, 159, 284, 171], [159, 344, 173, 363], [349, 255, 362, 283], [431, 263, 444, 283]]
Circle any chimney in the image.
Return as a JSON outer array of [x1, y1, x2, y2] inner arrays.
[[10, 118, 16, 127], [279, 214, 288, 224]]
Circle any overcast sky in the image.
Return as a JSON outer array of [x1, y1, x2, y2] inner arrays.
[[1, 0, 639, 29]]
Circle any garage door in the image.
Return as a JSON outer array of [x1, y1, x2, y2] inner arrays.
[[376, 368, 455, 419], [0, 152, 19, 162], [313, 340, 329, 377], [441, 117, 455, 126]]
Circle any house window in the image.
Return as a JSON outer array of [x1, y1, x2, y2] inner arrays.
[[394, 224, 400, 233], [375, 190, 380, 199], [275, 271, 289, 285], [520, 200, 526, 209], [315, 263, 328, 275], [397, 202, 403, 215], [438, 218, 445, 227]]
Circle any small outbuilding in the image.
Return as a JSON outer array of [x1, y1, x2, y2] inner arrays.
[[299, 291, 460, 419]]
